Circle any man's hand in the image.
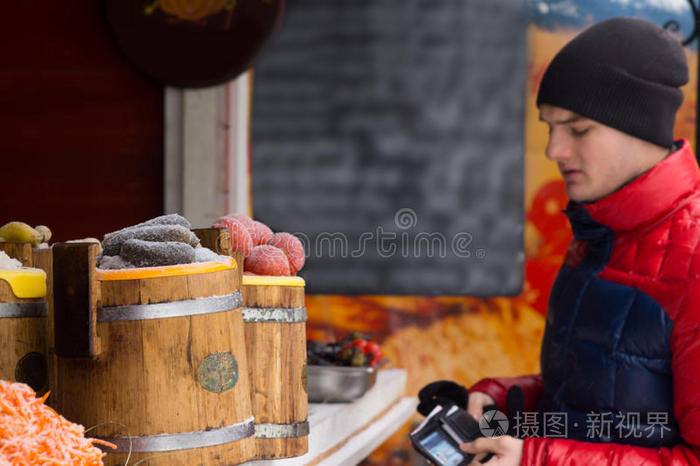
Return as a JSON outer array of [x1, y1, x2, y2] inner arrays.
[[461, 436, 523, 466], [467, 391, 496, 421]]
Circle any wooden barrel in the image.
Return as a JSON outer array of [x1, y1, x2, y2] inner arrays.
[[241, 274, 308, 460], [0, 267, 48, 394], [51, 243, 256, 466], [0, 242, 33, 267]]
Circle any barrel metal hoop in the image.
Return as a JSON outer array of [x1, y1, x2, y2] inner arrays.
[[0, 302, 48, 318], [254, 421, 310, 439], [242, 306, 307, 323], [98, 416, 255, 453], [97, 292, 242, 322]]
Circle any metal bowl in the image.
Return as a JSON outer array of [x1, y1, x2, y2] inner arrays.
[[307, 365, 377, 403]]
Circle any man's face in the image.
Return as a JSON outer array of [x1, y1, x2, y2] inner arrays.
[[539, 104, 660, 203]]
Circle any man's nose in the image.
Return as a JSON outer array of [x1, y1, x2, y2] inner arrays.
[[545, 134, 572, 162]]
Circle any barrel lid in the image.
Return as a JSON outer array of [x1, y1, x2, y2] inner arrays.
[[96, 257, 236, 281], [0, 268, 47, 298], [242, 274, 306, 287]]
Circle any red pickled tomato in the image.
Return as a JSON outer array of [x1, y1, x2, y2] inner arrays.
[[342, 338, 368, 353]]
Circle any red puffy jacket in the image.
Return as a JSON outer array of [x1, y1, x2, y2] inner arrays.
[[472, 139, 700, 464]]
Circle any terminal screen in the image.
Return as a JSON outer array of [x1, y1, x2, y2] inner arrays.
[[418, 430, 464, 466]]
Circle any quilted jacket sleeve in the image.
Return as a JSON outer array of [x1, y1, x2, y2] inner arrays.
[[521, 282, 700, 465], [470, 374, 544, 415]]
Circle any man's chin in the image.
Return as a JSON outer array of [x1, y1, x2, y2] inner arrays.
[[566, 186, 597, 204]]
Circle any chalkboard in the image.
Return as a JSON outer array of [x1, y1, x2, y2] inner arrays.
[[251, 0, 526, 296]]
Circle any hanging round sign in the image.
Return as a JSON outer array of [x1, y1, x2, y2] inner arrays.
[[104, 0, 285, 88]]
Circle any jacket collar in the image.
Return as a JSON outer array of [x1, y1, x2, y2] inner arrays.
[[567, 139, 700, 233]]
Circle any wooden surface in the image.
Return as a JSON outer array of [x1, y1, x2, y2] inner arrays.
[[100, 266, 239, 306], [0, 242, 33, 267], [0, 279, 47, 392], [32, 247, 56, 402], [243, 283, 308, 460], [233, 250, 245, 275], [33, 248, 54, 344], [193, 228, 232, 256], [242, 285, 305, 309], [0, 0, 163, 243], [52, 243, 100, 358], [53, 264, 255, 465]]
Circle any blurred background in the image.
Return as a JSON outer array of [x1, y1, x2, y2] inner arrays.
[[0, 0, 697, 464]]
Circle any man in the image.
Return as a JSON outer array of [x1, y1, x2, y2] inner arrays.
[[462, 17, 700, 465]]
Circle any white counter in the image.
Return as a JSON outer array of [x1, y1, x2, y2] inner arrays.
[[245, 369, 417, 466]]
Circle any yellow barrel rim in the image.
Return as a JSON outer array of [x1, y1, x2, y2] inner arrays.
[[96, 257, 236, 281], [242, 274, 306, 287], [0, 268, 47, 298]]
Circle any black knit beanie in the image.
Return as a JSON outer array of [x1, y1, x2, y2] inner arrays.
[[537, 17, 689, 148]]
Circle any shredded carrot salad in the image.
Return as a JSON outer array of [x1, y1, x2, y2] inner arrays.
[[0, 380, 115, 465]]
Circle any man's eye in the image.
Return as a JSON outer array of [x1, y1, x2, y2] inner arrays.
[[571, 127, 590, 137]]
